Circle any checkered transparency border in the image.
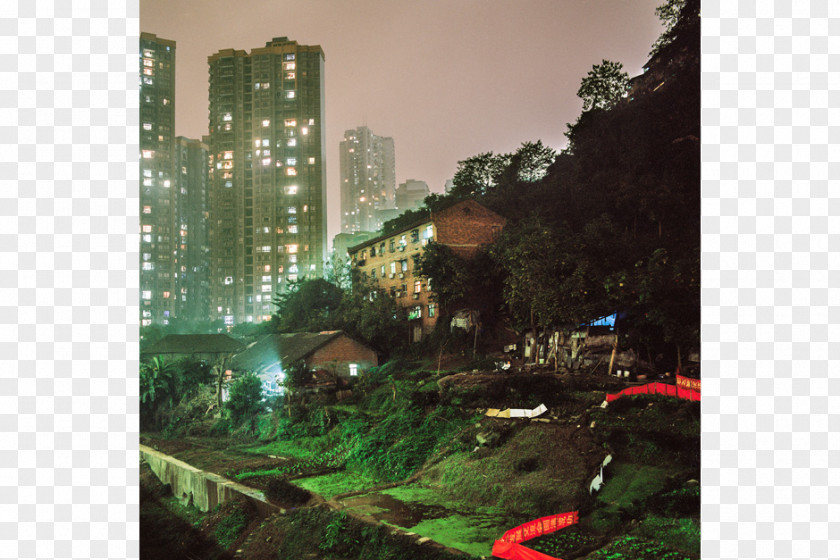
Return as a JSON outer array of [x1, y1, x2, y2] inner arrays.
[[702, 2, 839, 560], [0, 1, 836, 559], [0, 1, 139, 559]]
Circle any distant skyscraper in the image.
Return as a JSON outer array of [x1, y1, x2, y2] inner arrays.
[[207, 37, 327, 325], [140, 32, 176, 327], [173, 136, 211, 323], [339, 126, 396, 233], [395, 179, 429, 212]]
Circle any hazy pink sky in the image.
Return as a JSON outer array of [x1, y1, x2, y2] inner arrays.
[[141, 0, 665, 241]]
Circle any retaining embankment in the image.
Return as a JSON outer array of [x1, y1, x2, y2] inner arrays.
[[139, 444, 282, 517]]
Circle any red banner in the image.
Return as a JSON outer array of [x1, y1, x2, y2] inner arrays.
[[491, 539, 562, 560], [676, 374, 701, 392], [498, 511, 578, 544], [606, 381, 699, 403], [492, 511, 579, 560]]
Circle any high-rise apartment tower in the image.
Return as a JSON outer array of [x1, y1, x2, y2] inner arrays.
[[339, 126, 396, 233], [207, 37, 327, 325], [140, 33, 176, 327]]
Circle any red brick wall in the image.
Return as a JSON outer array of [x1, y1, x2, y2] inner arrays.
[[308, 335, 378, 377], [433, 200, 506, 258]]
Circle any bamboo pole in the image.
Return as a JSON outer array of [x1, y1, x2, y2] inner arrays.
[[607, 333, 619, 377]]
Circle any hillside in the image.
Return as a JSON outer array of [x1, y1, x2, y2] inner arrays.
[[140, 360, 700, 560]]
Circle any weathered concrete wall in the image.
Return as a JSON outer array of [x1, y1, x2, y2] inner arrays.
[[139, 444, 281, 516]]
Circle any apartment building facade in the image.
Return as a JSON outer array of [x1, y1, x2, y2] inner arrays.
[[207, 37, 327, 326], [140, 32, 177, 326], [339, 126, 396, 233], [348, 200, 506, 341]]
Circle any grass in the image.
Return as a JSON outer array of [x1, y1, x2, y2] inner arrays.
[[587, 535, 696, 560], [595, 463, 669, 510], [399, 514, 503, 557], [633, 516, 700, 556], [294, 471, 381, 499]]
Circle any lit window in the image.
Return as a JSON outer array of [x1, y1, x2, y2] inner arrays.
[[287, 138, 297, 147], [262, 157, 271, 166], [142, 225, 152, 233], [284, 62, 295, 70], [143, 178, 153, 187], [224, 315, 234, 325], [142, 262, 153, 270], [301, 127, 308, 135], [162, 98, 169, 105], [143, 206, 151, 214], [163, 180, 170, 188], [289, 264, 299, 274], [143, 123, 152, 131], [287, 274, 298, 282], [223, 151, 233, 159], [288, 255, 297, 263], [428, 304, 436, 318], [143, 169, 152, 177], [262, 82, 270, 89], [255, 139, 261, 147], [142, 150, 154, 159], [308, 157, 315, 164], [142, 234, 151, 243], [284, 185, 298, 195], [285, 72, 295, 80], [224, 276, 233, 285], [262, 119, 270, 127], [288, 225, 298, 234], [254, 82, 261, 90], [284, 119, 297, 127], [142, 291, 151, 300], [284, 53, 295, 61], [262, 138, 270, 146], [223, 113, 232, 121], [286, 91, 295, 99], [162, 291, 170, 299], [308, 119, 315, 125], [285, 168, 296, 176], [261, 275, 272, 283], [390, 262, 396, 274], [286, 158, 297, 166], [286, 244, 298, 254], [261, 285, 272, 292], [349, 363, 359, 377], [414, 281, 422, 293]]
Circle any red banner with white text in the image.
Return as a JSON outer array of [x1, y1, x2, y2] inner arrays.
[[491, 511, 579, 560], [605, 380, 700, 403]]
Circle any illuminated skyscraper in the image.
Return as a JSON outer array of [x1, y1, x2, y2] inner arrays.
[[207, 37, 327, 325], [139, 32, 176, 326], [339, 126, 396, 233]]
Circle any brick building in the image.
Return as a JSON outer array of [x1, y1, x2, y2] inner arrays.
[[348, 199, 506, 342], [227, 331, 378, 397]]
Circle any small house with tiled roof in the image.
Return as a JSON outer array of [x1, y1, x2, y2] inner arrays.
[[140, 333, 245, 363], [227, 331, 378, 397]]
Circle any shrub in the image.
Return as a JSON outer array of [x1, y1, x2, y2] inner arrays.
[[225, 372, 264, 427]]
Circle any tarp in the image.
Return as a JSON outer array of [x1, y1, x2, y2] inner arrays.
[[486, 404, 548, 419]]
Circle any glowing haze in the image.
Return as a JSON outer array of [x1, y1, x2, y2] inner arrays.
[[140, 0, 665, 243]]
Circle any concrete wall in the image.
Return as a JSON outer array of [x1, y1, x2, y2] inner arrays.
[[139, 444, 281, 516]]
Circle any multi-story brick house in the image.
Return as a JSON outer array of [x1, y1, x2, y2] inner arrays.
[[348, 199, 506, 342]]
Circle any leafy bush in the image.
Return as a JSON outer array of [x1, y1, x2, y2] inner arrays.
[[225, 372, 264, 427], [214, 505, 250, 549]]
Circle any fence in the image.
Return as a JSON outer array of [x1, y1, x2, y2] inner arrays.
[[605, 375, 700, 403]]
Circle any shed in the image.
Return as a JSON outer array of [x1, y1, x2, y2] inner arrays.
[[140, 333, 245, 363]]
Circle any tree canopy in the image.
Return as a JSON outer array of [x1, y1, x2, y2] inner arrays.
[[575, 60, 630, 112]]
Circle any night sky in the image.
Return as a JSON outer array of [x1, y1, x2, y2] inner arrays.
[[140, 0, 665, 242]]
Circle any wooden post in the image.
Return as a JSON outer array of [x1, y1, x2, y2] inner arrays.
[[607, 333, 619, 377], [472, 321, 479, 359]]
